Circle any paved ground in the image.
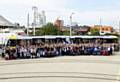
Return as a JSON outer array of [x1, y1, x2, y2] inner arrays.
[[0, 51, 120, 82]]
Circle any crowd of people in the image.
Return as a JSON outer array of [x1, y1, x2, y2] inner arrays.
[[1, 40, 119, 60]]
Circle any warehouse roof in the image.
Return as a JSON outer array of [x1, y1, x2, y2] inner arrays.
[[0, 15, 15, 27]]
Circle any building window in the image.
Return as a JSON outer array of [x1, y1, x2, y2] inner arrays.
[[106, 28, 109, 31], [102, 28, 104, 31]]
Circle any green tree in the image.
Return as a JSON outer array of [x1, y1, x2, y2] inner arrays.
[[36, 23, 62, 35], [62, 30, 70, 36], [90, 28, 100, 35]]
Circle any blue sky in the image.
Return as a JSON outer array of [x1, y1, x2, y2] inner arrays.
[[0, 0, 120, 29], [67, 0, 120, 11]]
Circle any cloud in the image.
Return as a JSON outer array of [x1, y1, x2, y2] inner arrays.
[[0, 0, 120, 29], [0, 0, 68, 25]]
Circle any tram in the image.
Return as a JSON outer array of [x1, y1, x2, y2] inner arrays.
[[1, 35, 119, 59]]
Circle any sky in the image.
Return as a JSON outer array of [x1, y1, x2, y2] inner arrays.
[[0, 0, 120, 29]]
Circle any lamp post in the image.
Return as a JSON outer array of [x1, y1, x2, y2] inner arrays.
[[27, 13, 29, 36], [70, 13, 74, 36], [118, 20, 120, 33], [99, 18, 102, 35]]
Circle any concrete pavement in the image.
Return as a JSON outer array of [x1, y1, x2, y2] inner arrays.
[[0, 52, 120, 82]]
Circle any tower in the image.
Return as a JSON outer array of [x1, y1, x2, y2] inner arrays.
[[41, 10, 46, 25], [32, 6, 38, 35]]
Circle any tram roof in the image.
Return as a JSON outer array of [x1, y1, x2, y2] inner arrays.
[[16, 35, 118, 40], [24, 36, 70, 39], [70, 35, 118, 39]]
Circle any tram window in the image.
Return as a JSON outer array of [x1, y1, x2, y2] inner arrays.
[[7, 40, 16, 47]]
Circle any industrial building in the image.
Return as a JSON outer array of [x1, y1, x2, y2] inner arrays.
[[0, 15, 25, 35]]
